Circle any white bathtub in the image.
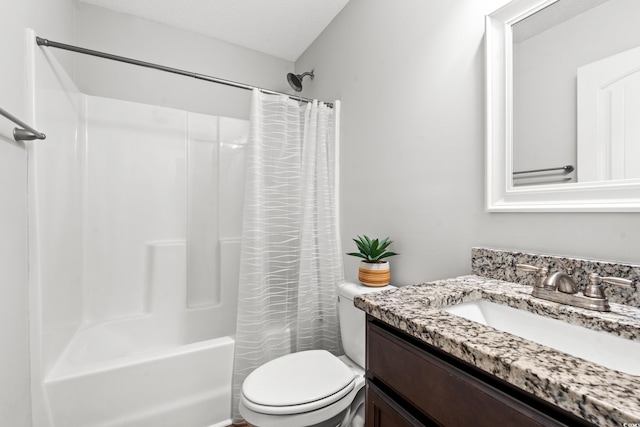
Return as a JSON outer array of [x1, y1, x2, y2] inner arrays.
[[43, 242, 239, 427], [44, 321, 234, 427]]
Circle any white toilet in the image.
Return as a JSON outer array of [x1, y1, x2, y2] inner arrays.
[[239, 282, 395, 427]]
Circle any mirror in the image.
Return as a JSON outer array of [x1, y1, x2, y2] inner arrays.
[[486, 0, 640, 211]]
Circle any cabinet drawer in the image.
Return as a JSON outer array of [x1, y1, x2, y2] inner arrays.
[[366, 382, 425, 427], [367, 320, 567, 427]]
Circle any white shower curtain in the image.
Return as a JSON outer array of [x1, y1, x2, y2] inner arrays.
[[231, 89, 343, 421]]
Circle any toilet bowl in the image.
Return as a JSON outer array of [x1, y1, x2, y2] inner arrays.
[[239, 282, 395, 427], [239, 351, 365, 427]]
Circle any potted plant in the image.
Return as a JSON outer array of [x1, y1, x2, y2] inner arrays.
[[347, 235, 399, 287]]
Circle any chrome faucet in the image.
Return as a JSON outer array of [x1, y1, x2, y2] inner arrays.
[[544, 270, 578, 294], [516, 264, 634, 312]]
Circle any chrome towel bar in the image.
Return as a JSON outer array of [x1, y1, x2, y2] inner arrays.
[[513, 165, 574, 175], [0, 106, 46, 141]]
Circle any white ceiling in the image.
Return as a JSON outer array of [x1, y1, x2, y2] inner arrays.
[[78, 0, 351, 61]]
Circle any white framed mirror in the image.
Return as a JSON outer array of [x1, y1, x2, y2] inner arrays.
[[486, 0, 640, 211]]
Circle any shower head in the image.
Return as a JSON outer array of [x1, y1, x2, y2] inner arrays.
[[287, 70, 314, 92]]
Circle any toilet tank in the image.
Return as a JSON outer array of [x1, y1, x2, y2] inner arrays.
[[337, 282, 396, 368]]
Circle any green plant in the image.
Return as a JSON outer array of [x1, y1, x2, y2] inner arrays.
[[347, 235, 399, 263]]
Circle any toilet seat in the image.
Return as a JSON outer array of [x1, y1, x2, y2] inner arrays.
[[241, 350, 356, 415]]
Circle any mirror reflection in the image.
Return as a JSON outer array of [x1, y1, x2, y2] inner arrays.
[[511, 0, 640, 186]]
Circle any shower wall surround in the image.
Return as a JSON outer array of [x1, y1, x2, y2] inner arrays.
[[82, 97, 246, 322], [472, 247, 640, 307], [29, 39, 245, 426], [28, 35, 85, 424]]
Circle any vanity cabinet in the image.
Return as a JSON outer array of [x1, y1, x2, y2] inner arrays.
[[365, 316, 593, 427]]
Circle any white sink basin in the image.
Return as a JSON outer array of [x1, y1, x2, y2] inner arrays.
[[443, 300, 640, 376]]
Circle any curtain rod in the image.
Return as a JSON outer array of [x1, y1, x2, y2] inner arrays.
[[36, 37, 333, 108]]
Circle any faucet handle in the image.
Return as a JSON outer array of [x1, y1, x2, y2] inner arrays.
[[585, 273, 634, 299], [516, 264, 548, 288], [600, 276, 634, 288], [516, 264, 542, 273], [588, 273, 634, 287]]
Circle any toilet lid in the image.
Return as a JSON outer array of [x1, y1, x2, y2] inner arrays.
[[242, 350, 356, 415]]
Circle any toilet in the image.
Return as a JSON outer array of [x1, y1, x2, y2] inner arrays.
[[239, 282, 395, 427]]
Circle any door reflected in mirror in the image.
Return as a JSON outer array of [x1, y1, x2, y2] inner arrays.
[[511, 0, 640, 187]]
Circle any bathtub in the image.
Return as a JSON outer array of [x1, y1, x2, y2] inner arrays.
[[44, 320, 234, 427], [43, 242, 239, 427]]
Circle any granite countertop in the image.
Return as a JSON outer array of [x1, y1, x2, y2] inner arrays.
[[354, 275, 640, 427]]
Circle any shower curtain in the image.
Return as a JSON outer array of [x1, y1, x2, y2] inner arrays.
[[231, 89, 343, 421]]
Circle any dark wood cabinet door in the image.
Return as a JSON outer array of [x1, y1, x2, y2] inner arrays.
[[366, 383, 426, 427]]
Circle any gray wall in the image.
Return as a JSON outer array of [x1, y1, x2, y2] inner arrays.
[[296, 0, 640, 286], [0, 0, 75, 424], [74, 3, 296, 120]]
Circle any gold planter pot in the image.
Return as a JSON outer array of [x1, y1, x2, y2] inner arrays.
[[358, 261, 391, 287]]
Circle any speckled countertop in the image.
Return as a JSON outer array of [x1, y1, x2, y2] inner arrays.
[[354, 275, 640, 426]]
